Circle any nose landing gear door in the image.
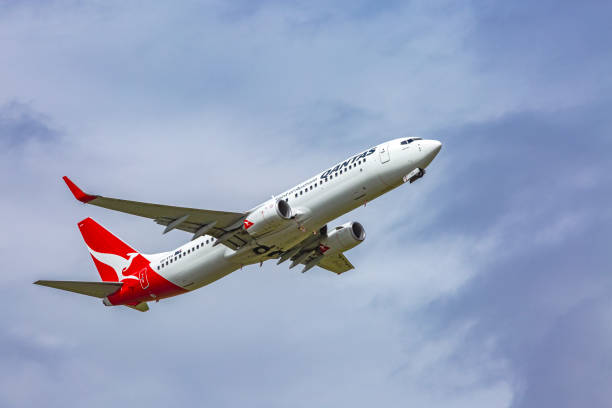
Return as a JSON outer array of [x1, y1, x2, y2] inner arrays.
[[379, 143, 390, 164]]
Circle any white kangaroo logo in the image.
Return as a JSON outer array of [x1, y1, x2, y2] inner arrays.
[[86, 246, 140, 281]]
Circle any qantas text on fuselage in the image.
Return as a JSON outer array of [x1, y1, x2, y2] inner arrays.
[[35, 137, 442, 312]]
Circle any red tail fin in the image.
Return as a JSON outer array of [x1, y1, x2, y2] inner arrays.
[[78, 218, 143, 282]]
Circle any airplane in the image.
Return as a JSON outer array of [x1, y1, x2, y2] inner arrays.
[[35, 137, 442, 312]]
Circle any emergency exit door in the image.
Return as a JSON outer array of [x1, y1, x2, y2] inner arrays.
[[379, 143, 390, 163]]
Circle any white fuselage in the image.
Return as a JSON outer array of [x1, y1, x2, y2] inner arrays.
[[146, 138, 442, 291]]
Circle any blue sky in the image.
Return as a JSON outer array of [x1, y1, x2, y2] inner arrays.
[[1, 1, 611, 407]]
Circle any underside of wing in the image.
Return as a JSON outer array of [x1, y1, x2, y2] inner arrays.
[[63, 176, 249, 248], [316, 253, 355, 274], [34, 280, 123, 298], [287, 249, 355, 274], [278, 225, 357, 274]]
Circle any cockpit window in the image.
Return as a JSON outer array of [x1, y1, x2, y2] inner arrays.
[[401, 137, 422, 145]]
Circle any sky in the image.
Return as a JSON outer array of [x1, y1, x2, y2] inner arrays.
[[1, 1, 611, 407]]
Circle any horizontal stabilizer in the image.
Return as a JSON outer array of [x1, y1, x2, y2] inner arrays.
[[34, 280, 122, 298]]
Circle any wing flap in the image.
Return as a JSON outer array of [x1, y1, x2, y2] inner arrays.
[[34, 280, 123, 298]]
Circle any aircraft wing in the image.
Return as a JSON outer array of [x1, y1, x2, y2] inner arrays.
[[281, 230, 356, 274], [288, 244, 355, 274], [63, 177, 250, 248], [317, 252, 355, 274]]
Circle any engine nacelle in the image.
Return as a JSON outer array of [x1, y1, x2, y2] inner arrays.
[[243, 199, 293, 236], [320, 222, 366, 254]]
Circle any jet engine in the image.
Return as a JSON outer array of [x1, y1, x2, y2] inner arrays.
[[320, 222, 366, 254], [243, 199, 293, 236]]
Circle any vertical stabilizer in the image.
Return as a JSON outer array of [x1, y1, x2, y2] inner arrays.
[[77, 218, 145, 282]]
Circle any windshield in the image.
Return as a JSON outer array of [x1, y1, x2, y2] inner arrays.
[[400, 137, 422, 145]]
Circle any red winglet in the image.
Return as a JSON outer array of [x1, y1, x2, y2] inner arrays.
[[62, 176, 97, 203]]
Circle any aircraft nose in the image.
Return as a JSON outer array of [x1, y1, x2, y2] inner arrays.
[[420, 139, 442, 167], [430, 140, 442, 157]]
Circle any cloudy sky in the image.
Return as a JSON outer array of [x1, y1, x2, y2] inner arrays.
[[1, 1, 611, 407]]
